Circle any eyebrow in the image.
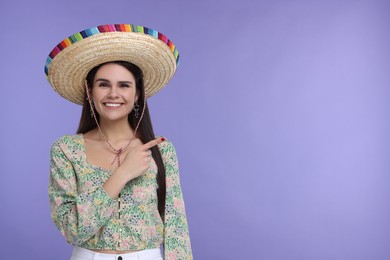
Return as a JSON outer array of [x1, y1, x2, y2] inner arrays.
[[95, 78, 134, 84]]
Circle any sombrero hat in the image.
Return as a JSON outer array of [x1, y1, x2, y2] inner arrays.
[[45, 24, 179, 105]]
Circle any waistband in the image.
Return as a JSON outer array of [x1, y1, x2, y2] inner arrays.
[[71, 246, 162, 260]]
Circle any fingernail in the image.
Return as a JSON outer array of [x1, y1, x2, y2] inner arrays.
[[161, 137, 166, 142]]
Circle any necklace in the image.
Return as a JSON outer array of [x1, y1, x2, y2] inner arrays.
[[85, 81, 145, 167]]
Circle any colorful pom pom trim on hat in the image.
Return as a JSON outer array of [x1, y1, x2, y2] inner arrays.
[[44, 24, 180, 76]]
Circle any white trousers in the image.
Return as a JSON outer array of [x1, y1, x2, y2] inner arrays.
[[70, 246, 163, 260]]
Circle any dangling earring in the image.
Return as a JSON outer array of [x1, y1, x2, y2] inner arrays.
[[133, 100, 140, 118]]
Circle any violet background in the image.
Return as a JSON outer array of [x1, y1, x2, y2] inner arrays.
[[0, 0, 389, 259]]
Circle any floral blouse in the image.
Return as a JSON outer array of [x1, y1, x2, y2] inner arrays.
[[49, 134, 192, 259]]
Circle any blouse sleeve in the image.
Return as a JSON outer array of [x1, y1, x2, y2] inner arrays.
[[161, 139, 193, 260], [48, 139, 116, 245]]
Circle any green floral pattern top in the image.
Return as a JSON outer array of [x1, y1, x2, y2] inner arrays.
[[49, 134, 192, 260]]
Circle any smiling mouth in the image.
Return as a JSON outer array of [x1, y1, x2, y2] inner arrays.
[[104, 103, 123, 107]]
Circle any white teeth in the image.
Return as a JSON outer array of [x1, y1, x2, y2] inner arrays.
[[105, 103, 121, 107]]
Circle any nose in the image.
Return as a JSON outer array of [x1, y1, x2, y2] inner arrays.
[[107, 86, 119, 98]]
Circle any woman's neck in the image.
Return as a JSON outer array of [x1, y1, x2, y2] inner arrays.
[[98, 117, 134, 143]]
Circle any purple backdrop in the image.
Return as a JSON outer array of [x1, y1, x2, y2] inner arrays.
[[1, 0, 389, 259]]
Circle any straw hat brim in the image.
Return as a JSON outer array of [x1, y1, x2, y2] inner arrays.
[[45, 25, 179, 105]]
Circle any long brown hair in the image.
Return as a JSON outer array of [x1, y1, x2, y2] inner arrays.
[[77, 60, 166, 219]]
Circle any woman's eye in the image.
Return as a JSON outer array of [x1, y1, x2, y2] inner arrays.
[[120, 84, 130, 88], [99, 82, 109, 87]]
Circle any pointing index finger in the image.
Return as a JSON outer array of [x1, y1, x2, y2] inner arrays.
[[143, 137, 165, 150]]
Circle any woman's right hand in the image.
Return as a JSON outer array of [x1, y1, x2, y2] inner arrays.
[[103, 137, 165, 199], [120, 137, 165, 180]]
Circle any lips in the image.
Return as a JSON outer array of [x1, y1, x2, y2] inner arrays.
[[104, 103, 123, 107]]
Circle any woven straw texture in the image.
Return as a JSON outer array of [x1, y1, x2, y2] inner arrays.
[[46, 25, 178, 104]]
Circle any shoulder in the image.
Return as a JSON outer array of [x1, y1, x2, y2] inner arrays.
[[50, 134, 83, 154], [51, 133, 82, 147], [157, 136, 176, 151], [156, 136, 178, 161]]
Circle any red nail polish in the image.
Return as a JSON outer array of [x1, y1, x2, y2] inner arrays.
[[161, 137, 165, 142]]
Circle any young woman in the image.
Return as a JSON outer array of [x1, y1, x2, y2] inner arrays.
[[46, 24, 192, 260]]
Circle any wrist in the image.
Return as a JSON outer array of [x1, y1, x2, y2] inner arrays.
[[112, 167, 132, 186], [103, 168, 128, 199]]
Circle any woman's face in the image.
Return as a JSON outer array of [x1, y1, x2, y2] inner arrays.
[[91, 63, 138, 122]]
